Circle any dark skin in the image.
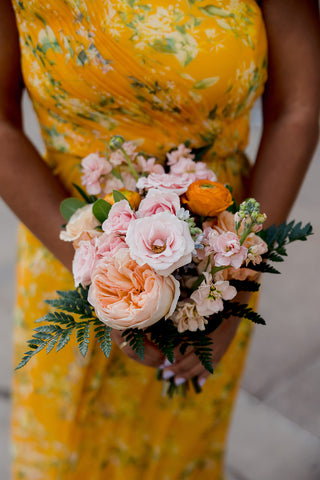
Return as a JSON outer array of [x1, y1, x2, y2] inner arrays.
[[0, 0, 319, 381]]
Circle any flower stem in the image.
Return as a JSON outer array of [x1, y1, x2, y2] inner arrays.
[[120, 147, 139, 181]]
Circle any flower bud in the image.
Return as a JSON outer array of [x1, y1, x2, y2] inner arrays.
[[109, 135, 125, 151]]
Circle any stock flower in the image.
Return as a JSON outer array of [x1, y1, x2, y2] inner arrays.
[[170, 300, 208, 333], [136, 155, 165, 175], [211, 231, 248, 269], [109, 141, 137, 167], [182, 180, 233, 217], [103, 189, 141, 209], [88, 248, 180, 330], [102, 200, 136, 235], [245, 233, 268, 265], [137, 188, 180, 218], [60, 204, 100, 242], [136, 172, 192, 196], [81, 153, 112, 195], [170, 158, 217, 183], [166, 143, 195, 166], [190, 272, 237, 316], [126, 211, 194, 276]]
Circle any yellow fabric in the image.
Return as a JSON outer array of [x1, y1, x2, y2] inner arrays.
[[11, 1, 267, 479]]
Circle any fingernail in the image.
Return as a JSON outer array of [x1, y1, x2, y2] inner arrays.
[[174, 377, 186, 386], [198, 378, 207, 388], [162, 370, 174, 380], [159, 358, 173, 370]]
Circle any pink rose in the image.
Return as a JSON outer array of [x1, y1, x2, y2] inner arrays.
[[166, 144, 195, 166], [136, 155, 165, 175], [190, 272, 237, 316], [137, 188, 180, 218], [81, 153, 112, 195], [96, 232, 128, 257], [170, 158, 217, 183], [88, 248, 180, 329], [102, 200, 136, 235], [211, 232, 248, 269], [126, 211, 194, 276], [72, 240, 97, 287], [136, 172, 192, 196]]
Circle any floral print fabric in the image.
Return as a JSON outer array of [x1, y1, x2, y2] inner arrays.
[[11, 1, 267, 478]]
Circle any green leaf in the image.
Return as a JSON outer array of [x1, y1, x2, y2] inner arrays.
[[112, 190, 131, 205], [111, 168, 123, 180], [77, 322, 90, 357], [122, 328, 145, 361], [72, 183, 97, 203], [229, 279, 261, 292], [249, 262, 281, 274], [268, 252, 285, 263], [56, 328, 72, 352], [92, 199, 112, 223], [60, 197, 86, 221], [193, 77, 219, 90], [94, 324, 112, 358]]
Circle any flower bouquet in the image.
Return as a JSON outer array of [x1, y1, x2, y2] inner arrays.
[[16, 136, 313, 396]]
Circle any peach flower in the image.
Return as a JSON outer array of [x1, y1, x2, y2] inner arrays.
[[88, 249, 180, 330], [166, 144, 195, 166], [60, 204, 100, 242], [136, 155, 165, 175], [170, 300, 208, 333]]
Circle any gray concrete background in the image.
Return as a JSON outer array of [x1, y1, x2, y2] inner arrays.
[[0, 94, 319, 479]]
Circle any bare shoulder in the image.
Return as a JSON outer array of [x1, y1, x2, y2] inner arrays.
[[260, 0, 320, 120], [0, 0, 23, 126]]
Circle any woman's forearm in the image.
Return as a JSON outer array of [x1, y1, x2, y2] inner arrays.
[[0, 121, 74, 271], [248, 112, 319, 227]]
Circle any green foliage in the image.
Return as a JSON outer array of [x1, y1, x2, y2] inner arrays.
[[147, 319, 178, 364], [190, 143, 213, 162], [16, 287, 99, 369], [121, 328, 145, 361], [72, 183, 97, 203], [94, 322, 112, 359], [60, 197, 86, 221], [113, 190, 130, 205], [229, 279, 261, 292], [92, 198, 112, 223]]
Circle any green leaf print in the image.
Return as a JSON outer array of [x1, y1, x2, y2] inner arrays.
[[198, 5, 234, 18], [77, 50, 89, 66], [150, 38, 177, 54], [193, 77, 219, 90]]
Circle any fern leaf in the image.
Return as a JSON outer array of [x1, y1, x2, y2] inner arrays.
[[76, 322, 90, 357], [94, 324, 112, 358], [122, 328, 145, 361], [56, 328, 72, 352]]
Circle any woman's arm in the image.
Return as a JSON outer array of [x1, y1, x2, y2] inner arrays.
[[249, 0, 320, 227], [163, 0, 320, 384], [0, 0, 74, 271]]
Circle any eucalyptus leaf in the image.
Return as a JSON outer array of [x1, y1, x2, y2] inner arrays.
[[60, 197, 86, 221], [92, 199, 112, 223]]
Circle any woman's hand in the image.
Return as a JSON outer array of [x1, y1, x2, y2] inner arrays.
[[111, 329, 165, 368], [162, 291, 252, 388]]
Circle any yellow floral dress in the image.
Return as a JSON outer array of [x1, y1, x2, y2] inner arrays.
[[11, 1, 267, 479]]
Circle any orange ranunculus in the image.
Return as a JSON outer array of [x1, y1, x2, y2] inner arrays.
[[182, 180, 233, 217], [104, 189, 141, 210]]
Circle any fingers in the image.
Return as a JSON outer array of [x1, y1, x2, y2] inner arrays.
[[111, 329, 164, 368], [162, 350, 209, 384]]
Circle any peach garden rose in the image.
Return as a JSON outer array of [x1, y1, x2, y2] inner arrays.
[[88, 248, 180, 330]]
